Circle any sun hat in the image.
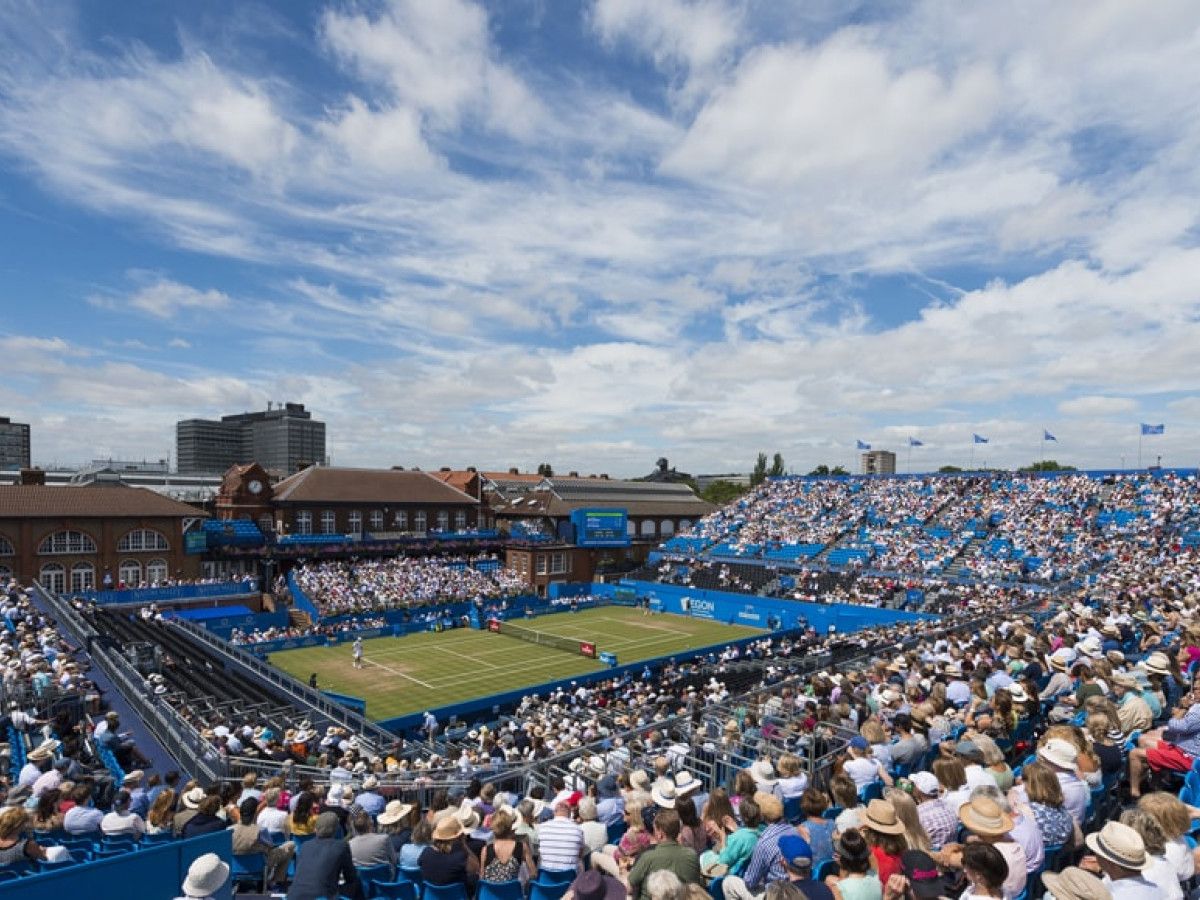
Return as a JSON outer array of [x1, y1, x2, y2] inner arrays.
[[957, 796, 1014, 837], [1040, 867, 1112, 900], [749, 760, 777, 784], [455, 802, 481, 831], [182, 853, 231, 898], [629, 770, 650, 791], [862, 799, 905, 835], [433, 816, 464, 841], [379, 806, 412, 830], [1007, 684, 1029, 703], [570, 870, 626, 900], [181, 786, 207, 809], [901, 850, 947, 900], [122, 770, 144, 785], [1112, 673, 1140, 691], [700, 853, 729, 878], [778, 833, 813, 867], [674, 771, 701, 795], [910, 772, 940, 797], [650, 779, 677, 809], [1038, 737, 1079, 770], [362, 775, 379, 790], [1105, 650, 1125, 665], [1142, 652, 1172, 675], [1085, 821, 1149, 871]]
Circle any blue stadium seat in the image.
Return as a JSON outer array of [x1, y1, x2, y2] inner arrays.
[[478, 880, 525, 900], [424, 882, 470, 900], [231, 851, 267, 893], [374, 880, 419, 900], [356, 863, 395, 897]]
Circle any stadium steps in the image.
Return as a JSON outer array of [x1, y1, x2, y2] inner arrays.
[[288, 608, 313, 630]]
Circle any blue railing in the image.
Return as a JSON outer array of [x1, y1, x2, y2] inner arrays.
[[75, 580, 257, 605]]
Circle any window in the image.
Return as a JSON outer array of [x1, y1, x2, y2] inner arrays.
[[348, 511, 363, 534], [320, 510, 337, 534], [39, 563, 66, 594], [627, 519, 637, 536], [119, 560, 142, 586], [550, 552, 570, 575], [414, 511, 427, 534], [296, 511, 313, 535], [369, 510, 384, 531], [679, 520, 692, 531], [258, 515, 274, 535], [38, 530, 97, 555], [117, 529, 169, 552], [0, 565, 11, 582], [146, 559, 169, 584], [455, 510, 467, 531], [0, 536, 13, 556], [393, 510, 409, 530], [639, 520, 656, 537], [70, 563, 95, 593], [536, 555, 548, 575], [436, 510, 449, 532], [659, 520, 675, 536]]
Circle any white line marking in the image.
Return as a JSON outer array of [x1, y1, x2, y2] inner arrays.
[[362, 656, 435, 689]]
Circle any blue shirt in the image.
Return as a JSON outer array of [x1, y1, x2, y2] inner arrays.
[[742, 821, 793, 891], [355, 791, 386, 818], [1166, 703, 1200, 757]]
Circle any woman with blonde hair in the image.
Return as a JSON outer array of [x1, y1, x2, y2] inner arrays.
[[1120, 808, 1180, 900], [0, 807, 48, 867], [883, 788, 929, 853], [776, 754, 808, 799], [1138, 793, 1197, 883], [1014, 761, 1074, 849], [146, 788, 178, 835], [972, 735, 1014, 793], [1040, 724, 1100, 786], [860, 720, 892, 770]]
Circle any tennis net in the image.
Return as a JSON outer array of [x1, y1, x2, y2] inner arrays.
[[486, 618, 597, 658]]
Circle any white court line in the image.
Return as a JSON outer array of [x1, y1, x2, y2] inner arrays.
[[362, 656, 435, 689], [428, 644, 500, 668]]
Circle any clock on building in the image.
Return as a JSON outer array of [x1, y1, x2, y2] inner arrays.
[[248, 479, 263, 495]]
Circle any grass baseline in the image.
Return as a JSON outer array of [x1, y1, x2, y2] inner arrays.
[[267, 605, 763, 721]]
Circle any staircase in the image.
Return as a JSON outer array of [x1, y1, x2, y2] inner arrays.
[[288, 608, 313, 630]]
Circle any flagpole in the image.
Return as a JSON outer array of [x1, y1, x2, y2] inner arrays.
[[1138, 431, 1143, 469]]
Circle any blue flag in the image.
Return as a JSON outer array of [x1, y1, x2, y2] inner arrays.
[[908, 437, 924, 447], [973, 434, 988, 444], [856, 440, 871, 450], [1141, 423, 1164, 435], [1043, 430, 1057, 442]]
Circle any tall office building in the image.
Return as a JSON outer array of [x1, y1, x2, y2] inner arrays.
[[0, 418, 31, 470], [176, 402, 325, 475], [861, 449, 897, 475]]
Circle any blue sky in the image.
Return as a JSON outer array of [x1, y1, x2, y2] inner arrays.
[[0, 0, 1198, 476]]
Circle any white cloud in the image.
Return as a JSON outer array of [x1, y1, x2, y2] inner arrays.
[[96, 275, 232, 320], [590, 0, 742, 76], [1058, 396, 1138, 417]]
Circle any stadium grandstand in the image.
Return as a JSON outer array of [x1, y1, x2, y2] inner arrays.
[[0, 468, 1198, 900]]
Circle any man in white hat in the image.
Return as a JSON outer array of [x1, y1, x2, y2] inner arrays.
[[1082, 820, 1157, 900], [176, 851, 231, 900]]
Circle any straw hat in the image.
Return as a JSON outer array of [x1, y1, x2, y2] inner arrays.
[[673, 771, 701, 796], [957, 796, 1014, 837], [1040, 868, 1112, 900], [629, 770, 650, 791], [1038, 738, 1079, 770], [1111, 673, 1140, 692], [433, 815, 464, 841], [749, 760, 777, 785], [1007, 684, 1029, 703], [1085, 821, 1149, 871], [862, 799, 905, 835], [650, 779, 677, 809], [182, 853, 231, 898], [362, 775, 379, 790], [181, 786, 207, 810], [378, 800, 414, 827], [455, 802, 481, 831], [1142, 652, 1172, 675]]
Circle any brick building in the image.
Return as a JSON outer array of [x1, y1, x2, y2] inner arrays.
[[0, 472, 206, 591]]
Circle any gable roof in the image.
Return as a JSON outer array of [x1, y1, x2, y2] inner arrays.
[[272, 466, 479, 505], [0, 484, 207, 519], [430, 470, 479, 494]]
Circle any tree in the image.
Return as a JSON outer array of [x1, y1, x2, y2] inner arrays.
[[1020, 459, 1076, 472], [807, 464, 830, 476], [700, 480, 750, 506], [536, 463, 554, 476], [939, 465, 964, 473], [750, 452, 768, 486], [768, 453, 786, 477], [830, 466, 849, 476]]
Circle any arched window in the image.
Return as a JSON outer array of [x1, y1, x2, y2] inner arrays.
[[146, 559, 169, 584], [0, 535, 13, 556], [393, 510, 409, 530], [679, 520, 692, 531], [0, 565, 11, 582], [414, 511, 427, 534], [296, 511, 313, 535], [660, 520, 675, 536], [436, 510, 449, 531], [70, 562, 95, 593], [38, 531, 97, 555], [119, 560, 142, 586], [640, 520, 656, 537], [117, 529, 169, 552], [455, 510, 467, 531], [320, 510, 337, 534], [257, 515, 274, 535], [348, 511, 363, 534], [627, 519, 637, 536], [369, 510, 384, 531], [39, 563, 66, 593]]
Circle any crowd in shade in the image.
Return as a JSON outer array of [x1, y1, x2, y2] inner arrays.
[[229, 615, 391, 646], [667, 472, 1199, 583], [293, 554, 526, 615]]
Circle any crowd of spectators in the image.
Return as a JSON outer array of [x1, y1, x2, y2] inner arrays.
[[294, 555, 525, 615]]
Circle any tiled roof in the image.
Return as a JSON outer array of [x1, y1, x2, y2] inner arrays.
[[0, 484, 206, 519], [430, 470, 479, 494], [272, 466, 478, 505]]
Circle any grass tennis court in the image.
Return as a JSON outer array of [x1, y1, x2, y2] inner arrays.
[[267, 606, 763, 721]]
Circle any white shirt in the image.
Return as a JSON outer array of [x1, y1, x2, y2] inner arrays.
[[844, 756, 884, 790], [1053, 771, 1089, 827], [1104, 875, 1163, 900], [257, 806, 288, 834], [1143, 854, 1183, 900], [101, 810, 146, 837]]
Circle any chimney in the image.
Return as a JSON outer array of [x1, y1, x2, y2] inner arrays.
[[569, 471, 579, 477], [391, 465, 406, 470], [467, 466, 477, 473], [440, 466, 451, 472], [600, 474, 609, 480], [267, 400, 273, 411], [509, 467, 519, 475], [20, 468, 45, 486]]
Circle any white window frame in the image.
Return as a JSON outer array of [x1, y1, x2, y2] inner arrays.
[[436, 510, 449, 531], [369, 510, 385, 531], [39, 563, 66, 593], [455, 510, 467, 531], [119, 560, 143, 585], [320, 510, 337, 535], [550, 552, 569, 575], [70, 562, 95, 593], [146, 559, 169, 584], [393, 510, 409, 530], [117, 529, 169, 552], [38, 530, 97, 555], [348, 511, 363, 534], [536, 555, 548, 575], [414, 511, 427, 534], [296, 511, 313, 535]]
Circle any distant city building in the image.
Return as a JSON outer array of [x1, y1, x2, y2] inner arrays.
[[694, 473, 752, 491], [861, 449, 897, 475], [0, 417, 31, 471], [176, 402, 325, 475]]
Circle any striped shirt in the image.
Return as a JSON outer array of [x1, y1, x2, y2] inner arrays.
[[537, 816, 585, 873]]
